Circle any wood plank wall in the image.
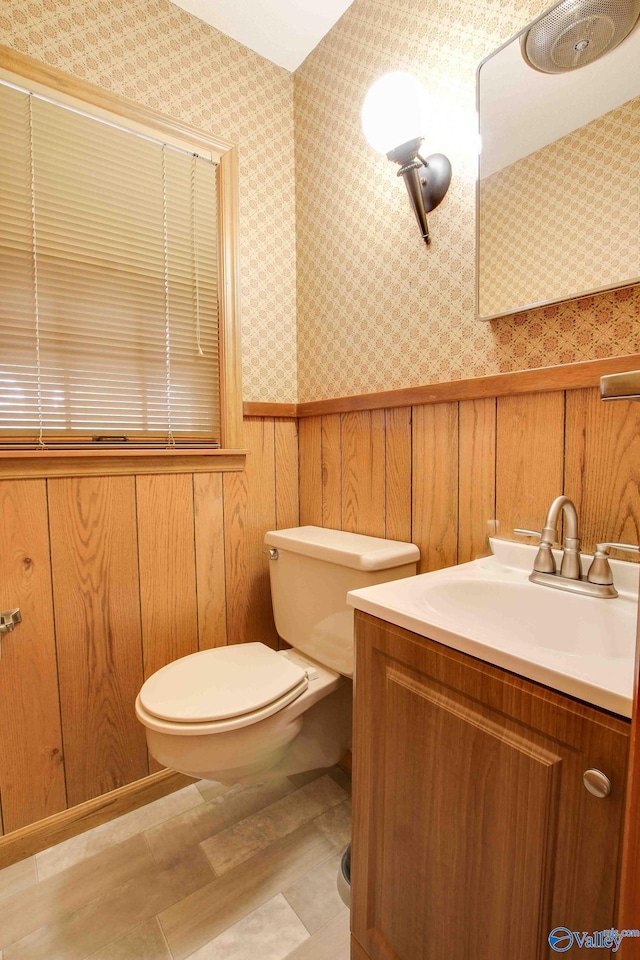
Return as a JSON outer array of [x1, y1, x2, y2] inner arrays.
[[1, 388, 638, 838], [0, 418, 298, 835], [299, 388, 640, 574]]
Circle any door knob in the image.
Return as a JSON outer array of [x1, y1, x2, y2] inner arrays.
[[583, 769, 611, 798]]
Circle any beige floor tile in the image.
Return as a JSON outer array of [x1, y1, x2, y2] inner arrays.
[[283, 852, 345, 935], [146, 778, 295, 868], [185, 894, 309, 960], [4, 847, 213, 960], [289, 766, 351, 793], [0, 835, 154, 950], [313, 800, 351, 852], [201, 775, 346, 875], [285, 911, 351, 960], [159, 822, 335, 960], [208, 777, 296, 824], [144, 804, 225, 870], [194, 781, 229, 802], [287, 768, 326, 789], [87, 918, 171, 960], [0, 858, 37, 905], [36, 786, 204, 881]]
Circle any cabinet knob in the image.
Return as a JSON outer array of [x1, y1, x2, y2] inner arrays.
[[583, 769, 611, 799]]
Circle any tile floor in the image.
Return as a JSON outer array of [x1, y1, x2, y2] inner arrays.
[[0, 768, 351, 960]]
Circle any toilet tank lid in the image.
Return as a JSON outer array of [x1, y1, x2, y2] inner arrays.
[[264, 526, 419, 572]]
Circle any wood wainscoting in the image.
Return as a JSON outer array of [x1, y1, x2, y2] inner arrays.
[[0, 417, 298, 838], [298, 386, 640, 572], [2, 363, 640, 863]]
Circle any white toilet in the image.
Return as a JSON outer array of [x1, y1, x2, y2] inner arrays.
[[135, 526, 419, 784]]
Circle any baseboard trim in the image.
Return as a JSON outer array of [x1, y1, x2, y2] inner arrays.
[[0, 769, 194, 869]]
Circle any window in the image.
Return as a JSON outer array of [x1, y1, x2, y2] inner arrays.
[[0, 69, 240, 450]]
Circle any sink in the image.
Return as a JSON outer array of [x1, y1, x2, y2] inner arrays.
[[347, 538, 639, 717], [421, 579, 635, 659]]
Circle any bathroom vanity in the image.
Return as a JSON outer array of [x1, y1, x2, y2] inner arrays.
[[348, 541, 636, 960], [350, 613, 629, 960]]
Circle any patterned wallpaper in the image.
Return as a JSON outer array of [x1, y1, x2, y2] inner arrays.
[[0, 0, 298, 403], [294, 0, 640, 402], [3, 0, 640, 404], [479, 98, 640, 318]]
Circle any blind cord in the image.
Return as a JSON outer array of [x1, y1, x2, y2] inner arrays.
[[27, 94, 46, 449], [161, 145, 175, 448], [191, 154, 204, 358]]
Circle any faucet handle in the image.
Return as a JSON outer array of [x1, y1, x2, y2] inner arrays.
[[514, 528, 559, 544], [596, 542, 640, 554], [587, 542, 640, 586]]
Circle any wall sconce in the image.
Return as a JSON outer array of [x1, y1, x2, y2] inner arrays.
[[361, 72, 452, 245]]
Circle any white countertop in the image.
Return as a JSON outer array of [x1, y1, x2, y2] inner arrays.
[[347, 539, 639, 718]]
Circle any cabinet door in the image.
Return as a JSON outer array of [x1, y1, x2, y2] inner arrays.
[[352, 613, 630, 960]]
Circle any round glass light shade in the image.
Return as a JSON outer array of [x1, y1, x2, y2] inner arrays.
[[361, 71, 427, 155]]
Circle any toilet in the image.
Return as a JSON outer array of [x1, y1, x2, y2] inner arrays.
[[135, 525, 419, 784]]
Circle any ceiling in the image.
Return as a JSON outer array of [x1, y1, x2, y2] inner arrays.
[[168, 0, 357, 71]]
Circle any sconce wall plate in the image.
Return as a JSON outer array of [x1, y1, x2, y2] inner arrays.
[[386, 138, 452, 244], [415, 153, 452, 213]]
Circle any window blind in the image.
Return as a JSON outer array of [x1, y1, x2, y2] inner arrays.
[[0, 80, 221, 446]]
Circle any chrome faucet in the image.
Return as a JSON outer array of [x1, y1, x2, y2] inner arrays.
[[537, 495, 581, 580], [516, 496, 639, 598], [516, 495, 581, 578]]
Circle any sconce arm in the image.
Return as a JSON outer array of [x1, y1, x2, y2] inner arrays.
[[400, 164, 431, 244], [385, 139, 452, 246]]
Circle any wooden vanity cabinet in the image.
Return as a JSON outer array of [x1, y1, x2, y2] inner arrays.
[[351, 612, 631, 960]]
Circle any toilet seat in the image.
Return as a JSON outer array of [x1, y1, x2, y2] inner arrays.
[[136, 642, 309, 734]]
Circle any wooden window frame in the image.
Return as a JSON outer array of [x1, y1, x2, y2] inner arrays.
[[0, 45, 246, 477]]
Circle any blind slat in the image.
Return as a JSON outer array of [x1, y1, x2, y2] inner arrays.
[[0, 83, 221, 443]]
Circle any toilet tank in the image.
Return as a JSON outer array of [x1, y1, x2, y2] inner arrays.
[[264, 526, 419, 678]]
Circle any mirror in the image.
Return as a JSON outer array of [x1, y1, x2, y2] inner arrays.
[[476, 0, 640, 320]]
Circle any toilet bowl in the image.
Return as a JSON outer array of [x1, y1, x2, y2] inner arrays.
[[136, 526, 419, 784], [135, 644, 352, 782]]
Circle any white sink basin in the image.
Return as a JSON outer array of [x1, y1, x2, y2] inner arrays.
[[422, 579, 636, 659], [348, 538, 639, 717]]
